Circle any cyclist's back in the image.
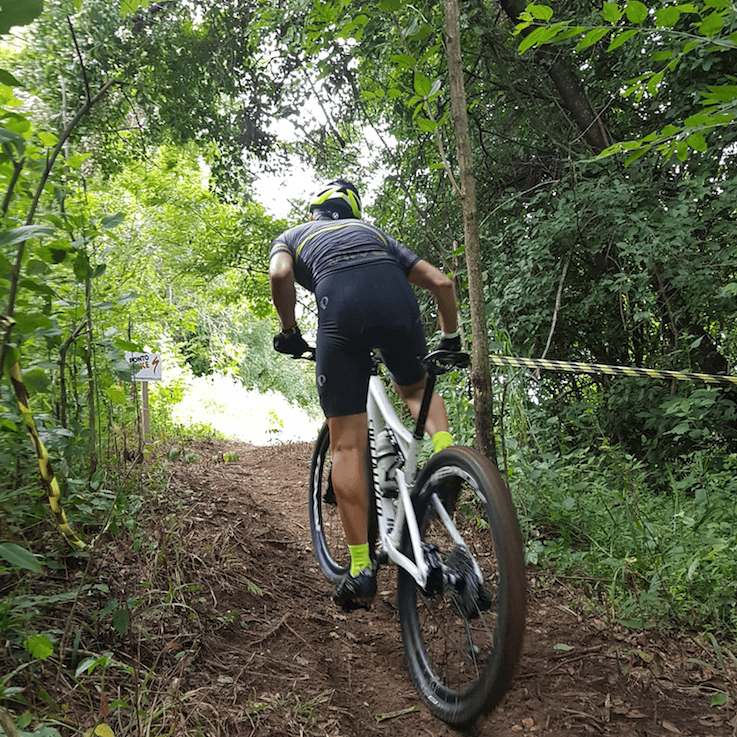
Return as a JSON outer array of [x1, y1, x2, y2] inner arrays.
[[270, 217, 420, 293]]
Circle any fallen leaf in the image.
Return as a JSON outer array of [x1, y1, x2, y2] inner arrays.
[[662, 720, 682, 734]]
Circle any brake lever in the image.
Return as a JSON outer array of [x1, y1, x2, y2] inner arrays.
[[291, 347, 316, 362]]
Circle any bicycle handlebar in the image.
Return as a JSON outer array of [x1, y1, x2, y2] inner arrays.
[[422, 350, 470, 375], [292, 347, 470, 374]]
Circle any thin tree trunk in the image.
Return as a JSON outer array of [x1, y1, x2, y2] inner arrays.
[[84, 273, 97, 476], [444, 0, 496, 460]]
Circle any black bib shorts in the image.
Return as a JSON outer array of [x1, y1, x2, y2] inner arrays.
[[314, 261, 427, 417]]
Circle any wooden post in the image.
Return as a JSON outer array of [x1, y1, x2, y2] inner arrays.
[[141, 380, 151, 456]]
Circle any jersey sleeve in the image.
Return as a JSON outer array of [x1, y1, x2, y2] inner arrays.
[[269, 238, 293, 261]]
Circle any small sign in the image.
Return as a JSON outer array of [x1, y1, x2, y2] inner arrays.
[[125, 352, 162, 382]]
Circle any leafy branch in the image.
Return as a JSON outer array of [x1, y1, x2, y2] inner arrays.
[[514, 0, 737, 164]]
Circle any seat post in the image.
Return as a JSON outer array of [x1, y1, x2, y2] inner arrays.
[[413, 370, 437, 441]]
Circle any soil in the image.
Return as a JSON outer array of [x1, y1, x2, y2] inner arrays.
[[18, 440, 737, 736]]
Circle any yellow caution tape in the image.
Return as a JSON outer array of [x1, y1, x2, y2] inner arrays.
[[2, 318, 86, 549], [489, 355, 737, 387]]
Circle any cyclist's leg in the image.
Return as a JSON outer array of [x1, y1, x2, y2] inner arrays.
[[314, 277, 377, 608], [325, 412, 370, 549], [394, 377, 451, 441]]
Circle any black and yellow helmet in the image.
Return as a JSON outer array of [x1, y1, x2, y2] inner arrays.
[[309, 179, 362, 219]]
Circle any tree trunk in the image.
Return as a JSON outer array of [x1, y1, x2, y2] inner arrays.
[[84, 271, 97, 477], [443, 0, 497, 460], [498, 0, 612, 153]]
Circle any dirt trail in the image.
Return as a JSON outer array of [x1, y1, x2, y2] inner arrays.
[[96, 440, 734, 736]]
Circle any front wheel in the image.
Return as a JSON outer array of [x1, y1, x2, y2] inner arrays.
[[397, 446, 526, 727], [308, 422, 378, 585]]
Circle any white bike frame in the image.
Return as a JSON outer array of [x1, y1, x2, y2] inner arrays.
[[366, 372, 473, 590]]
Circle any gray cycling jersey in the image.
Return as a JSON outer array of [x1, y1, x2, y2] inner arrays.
[[269, 219, 420, 292]]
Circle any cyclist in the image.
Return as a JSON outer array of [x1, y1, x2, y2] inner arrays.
[[268, 179, 462, 611]]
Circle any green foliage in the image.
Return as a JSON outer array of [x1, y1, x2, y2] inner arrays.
[[511, 443, 737, 632], [515, 0, 737, 162]]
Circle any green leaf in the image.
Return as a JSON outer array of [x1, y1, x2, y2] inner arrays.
[[380, 0, 401, 10], [711, 692, 727, 706], [0, 68, 22, 87], [575, 27, 610, 50], [703, 0, 730, 9], [686, 132, 707, 151], [113, 607, 130, 636], [113, 337, 144, 352], [416, 117, 437, 132], [0, 542, 43, 572], [76, 654, 112, 678], [519, 24, 563, 52], [601, 2, 622, 23], [74, 251, 92, 281], [701, 84, 737, 103], [413, 71, 432, 97], [120, 0, 141, 18], [25, 634, 54, 661], [625, 0, 649, 24], [607, 29, 638, 51], [38, 131, 58, 147], [698, 11, 724, 36], [655, 6, 680, 26], [66, 152, 92, 170], [0, 0, 44, 34], [647, 70, 664, 95], [19, 277, 56, 297], [555, 26, 587, 41], [528, 4, 554, 21], [0, 225, 56, 248], [554, 643, 575, 651], [390, 54, 416, 70], [106, 384, 127, 405], [624, 145, 651, 165], [0, 127, 24, 154]]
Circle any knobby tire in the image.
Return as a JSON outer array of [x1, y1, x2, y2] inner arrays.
[[397, 445, 526, 727]]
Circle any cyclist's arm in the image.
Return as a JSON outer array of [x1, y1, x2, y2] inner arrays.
[[269, 251, 298, 330], [408, 259, 458, 335]]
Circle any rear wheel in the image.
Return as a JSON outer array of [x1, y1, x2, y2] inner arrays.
[[397, 446, 526, 727], [308, 422, 378, 584]]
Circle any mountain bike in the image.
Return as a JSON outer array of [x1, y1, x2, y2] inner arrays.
[[307, 349, 527, 727]]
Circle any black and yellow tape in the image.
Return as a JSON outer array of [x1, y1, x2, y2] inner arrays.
[[2, 319, 86, 549], [489, 355, 737, 387]]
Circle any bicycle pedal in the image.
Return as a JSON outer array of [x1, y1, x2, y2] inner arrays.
[[374, 549, 388, 566]]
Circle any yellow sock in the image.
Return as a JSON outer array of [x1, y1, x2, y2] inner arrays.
[[432, 431, 454, 453], [349, 543, 371, 577]]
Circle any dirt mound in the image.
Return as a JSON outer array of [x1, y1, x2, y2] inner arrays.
[[23, 440, 734, 736]]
